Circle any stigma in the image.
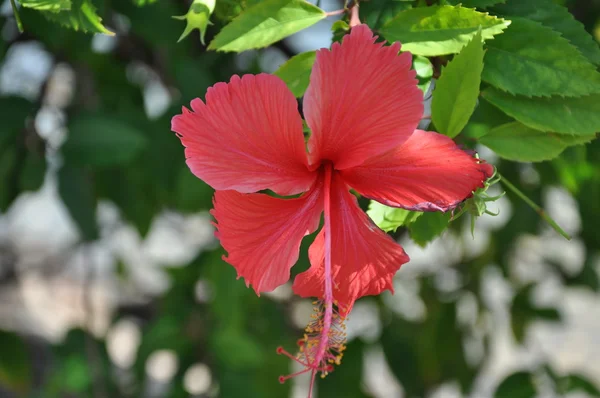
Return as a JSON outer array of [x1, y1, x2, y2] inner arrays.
[[276, 300, 347, 393]]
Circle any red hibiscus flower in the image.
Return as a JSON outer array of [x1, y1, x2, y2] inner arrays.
[[172, 24, 492, 393]]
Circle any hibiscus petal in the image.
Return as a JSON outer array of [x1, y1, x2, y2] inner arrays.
[[172, 73, 315, 196], [211, 179, 323, 294], [303, 24, 423, 170], [292, 175, 409, 312], [340, 130, 494, 212]]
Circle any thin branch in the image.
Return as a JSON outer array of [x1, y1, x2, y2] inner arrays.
[[325, 9, 346, 17], [499, 174, 571, 240]]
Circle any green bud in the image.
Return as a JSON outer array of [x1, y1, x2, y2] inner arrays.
[[173, 0, 216, 45], [450, 165, 503, 238]]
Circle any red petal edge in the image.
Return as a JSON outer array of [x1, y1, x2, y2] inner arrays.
[[340, 130, 494, 212], [211, 178, 324, 295], [172, 73, 315, 196], [303, 24, 424, 170]]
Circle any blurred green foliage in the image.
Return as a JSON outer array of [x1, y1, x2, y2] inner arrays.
[[1, 0, 600, 397]]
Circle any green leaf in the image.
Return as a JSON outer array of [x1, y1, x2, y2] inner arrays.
[[360, 0, 412, 30], [213, 328, 264, 369], [63, 114, 147, 168], [0, 331, 32, 394], [58, 166, 98, 241], [491, 0, 600, 65], [331, 19, 349, 43], [95, 166, 161, 236], [61, 355, 91, 393], [381, 301, 475, 395], [380, 318, 423, 397], [495, 372, 536, 398], [414, 55, 433, 80], [432, 30, 484, 138], [0, 97, 44, 211], [446, 0, 505, 8], [41, 0, 113, 35], [273, 51, 315, 97], [379, 5, 510, 56], [318, 340, 369, 398], [367, 200, 423, 233], [408, 211, 452, 247], [559, 257, 600, 292], [480, 122, 594, 162], [559, 374, 600, 396], [511, 283, 562, 343], [132, 0, 157, 5], [482, 88, 600, 136], [208, 0, 325, 52], [10, 0, 24, 32], [0, 96, 33, 150], [461, 97, 513, 140], [482, 18, 600, 97], [0, 148, 17, 212], [532, 307, 560, 321], [175, 166, 214, 212], [20, 151, 46, 191], [173, 0, 216, 45], [18, 0, 71, 11], [414, 55, 433, 93], [135, 315, 195, 371]]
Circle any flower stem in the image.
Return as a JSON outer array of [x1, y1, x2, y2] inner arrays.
[[349, 5, 361, 28], [499, 173, 571, 240]]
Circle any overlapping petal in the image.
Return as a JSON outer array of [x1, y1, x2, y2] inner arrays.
[[292, 174, 409, 312], [211, 178, 323, 294], [303, 24, 423, 170], [340, 130, 494, 212], [172, 73, 314, 196]]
